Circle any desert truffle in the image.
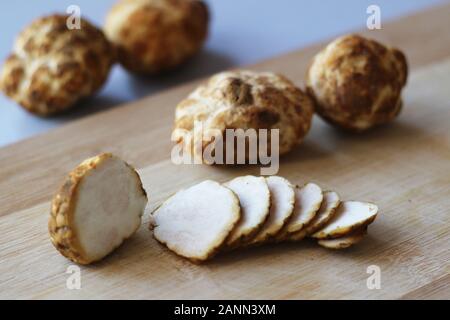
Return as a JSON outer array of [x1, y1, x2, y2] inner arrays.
[[290, 190, 340, 241], [152, 180, 240, 262], [173, 70, 315, 162], [104, 0, 209, 74], [312, 201, 378, 240], [223, 176, 270, 247], [0, 14, 115, 116], [49, 153, 148, 265], [317, 227, 367, 249], [149, 176, 380, 262], [306, 34, 408, 131], [249, 176, 295, 245], [276, 182, 323, 240]]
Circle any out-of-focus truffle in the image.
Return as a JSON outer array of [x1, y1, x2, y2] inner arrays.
[[306, 34, 408, 131], [104, 0, 209, 74], [173, 70, 314, 161], [0, 14, 115, 116]]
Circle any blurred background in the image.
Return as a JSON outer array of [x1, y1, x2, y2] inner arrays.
[[0, 0, 445, 147]]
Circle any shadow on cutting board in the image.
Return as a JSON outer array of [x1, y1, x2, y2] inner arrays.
[[280, 119, 428, 165], [83, 214, 400, 277], [125, 49, 236, 97]]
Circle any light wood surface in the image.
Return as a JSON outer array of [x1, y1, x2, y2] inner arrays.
[[0, 4, 449, 299]]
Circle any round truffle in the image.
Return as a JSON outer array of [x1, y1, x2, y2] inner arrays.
[[0, 15, 115, 116], [306, 34, 408, 131], [104, 0, 209, 74], [173, 70, 314, 161]]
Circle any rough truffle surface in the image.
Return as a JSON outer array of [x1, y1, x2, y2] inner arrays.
[[104, 0, 209, 74], [174, 70, 315, 160], [48, 153, 147, 265], [0, 15, 115, 116], [306, 34, 408, 131]]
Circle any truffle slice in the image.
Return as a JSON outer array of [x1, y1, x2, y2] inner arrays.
[[152, 180, 240, 262], [289, 191, 340, 241], [224, 176, 271, 247], [312, 201, 378, 239], [248, 176, 295, 245], [48, 153, 147, 265], [317, 227, 367, 249], [277, 183, 323, 240]]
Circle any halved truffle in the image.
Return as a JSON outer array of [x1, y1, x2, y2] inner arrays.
[[49, 153, 147, 264]]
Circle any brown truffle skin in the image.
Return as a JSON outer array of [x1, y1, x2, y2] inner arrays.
[[48, 153, 148, 265], [306, 34, 408, 131], [0, 15, 115, 116], [49, 154, 113, 265], [173, 70, 314, 161], [104, 0, 209, 74]]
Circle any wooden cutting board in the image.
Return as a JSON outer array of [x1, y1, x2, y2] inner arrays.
[[0, 4, 449, 299]]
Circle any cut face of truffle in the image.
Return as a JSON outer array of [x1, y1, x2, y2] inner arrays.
[[278, 183, 323, 239], [317, 227, 367, 249], [249, 176, 295, 245], [148, 177, 380, 262], [306, 34, 408, 131], [152, 180, 240, 262], [312, 201, 378, 239], [223, 176, 271, 247], [290, 190, 340, 241], [104, 0, 209, 74], [48, 153, 148, 265], [173, 70, 315, 162], [0, 14, 115, 116]]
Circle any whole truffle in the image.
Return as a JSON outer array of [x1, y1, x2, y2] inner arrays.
[[0, 15, 115, 116], [104, 0, 209, 74], [306, 34, 408, 131], [173, 70, 314, 161]]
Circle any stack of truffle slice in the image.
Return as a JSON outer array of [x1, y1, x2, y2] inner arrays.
[[151, 175, 378, 263]]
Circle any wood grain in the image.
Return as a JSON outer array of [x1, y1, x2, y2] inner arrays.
[[0, 4, 449, 299], [400, 275, 450, 300], [1, 3, 450, 218]]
